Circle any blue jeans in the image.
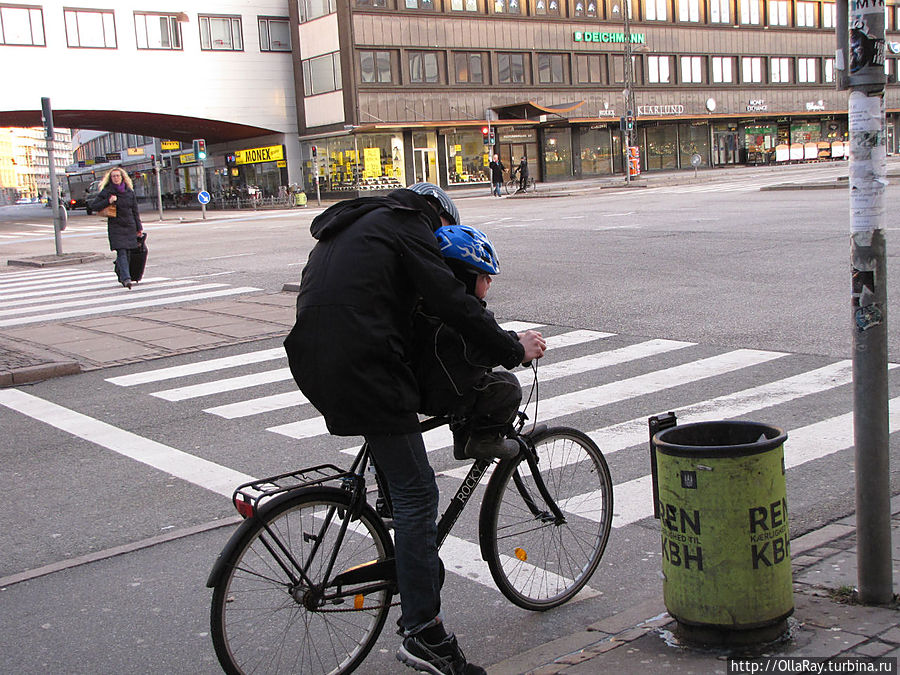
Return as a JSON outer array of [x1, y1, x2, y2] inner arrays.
[[365, 432, 441, 634], [492, 182, 502, 197], [114, 249, 131, 283]]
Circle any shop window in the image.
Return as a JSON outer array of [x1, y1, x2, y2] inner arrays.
[[797, 57, 817, 83], [767, 0, 788, 26], [0, 5, 44, 46], [645, 0, 668, 21], [446, 131, 490, 185], [64, 8, 116, 48], [739, 0, 760, 25], [200, 15, 243, 51], [498, 52, 528, 84], [404, 0, 436, 9], [303, 51, 342, 95], [712, 56, 734, 83], [648, 55, 671, 84], [361, 50, 394, 83], [679, 123, 710, 167], [645, 125, 678, 170], [677, 0, 700, 22], [258, 17, 290, 52], [822, 2, 836, 28], [680, 56, 702, 83], [770, 56, 790, 83], [576, 54, 607, 84], [135, 12, 182, 50], [493, 0, 522, 14], [451, 0, 480, 10], [301, 0, 337, 21], [454, 52, 485, 84], [741, 56, 763, 82], [534, 0, 561, 15], [709, 0, 730, 23], [543, 129, 572, 179], [304, 134, 404, 193], [795, 1, 815, 27], [408, 50, 442, 83], [538, 53, 567, 84], [824, 57, 835, 83], [580, 128, 613, 176], [574, 1, 599, 17]]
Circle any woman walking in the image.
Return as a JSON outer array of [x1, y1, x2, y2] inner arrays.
[[89, 167, 143, 289]]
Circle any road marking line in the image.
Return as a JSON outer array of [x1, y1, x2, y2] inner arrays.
[[106, 347, 287, 386], [0, 268, 98, 281], [0, 277, 170, 301], [206, 390, 309, 419], [0, 279, 192, 309], [153, 367, 294, 401], [0, 270, 108, 292]]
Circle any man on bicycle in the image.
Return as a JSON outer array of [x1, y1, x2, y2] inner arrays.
[[284, 182, 545, 675], [512, 156, 529, 192]]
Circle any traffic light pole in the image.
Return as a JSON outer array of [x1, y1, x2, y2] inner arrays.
[[153, 139, 164, 221], [41, 97, 63, 255], [622, 0, 635, 184]]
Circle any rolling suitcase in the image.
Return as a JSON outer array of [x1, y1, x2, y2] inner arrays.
[[114, 233, 148, 283]]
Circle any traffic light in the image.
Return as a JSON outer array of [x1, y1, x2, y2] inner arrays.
[[488, 129, 496, 145], [192, 139, 207, 161], [311, 145, 317, 158], [482, 126, 490, 144]]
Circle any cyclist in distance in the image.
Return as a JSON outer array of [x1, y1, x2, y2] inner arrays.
[[284, 182, 545, 675]]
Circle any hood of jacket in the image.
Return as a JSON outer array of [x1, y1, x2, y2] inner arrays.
[[309, 189, 442, 241]]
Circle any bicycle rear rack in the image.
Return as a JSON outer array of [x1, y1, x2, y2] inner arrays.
[[232, 463, 352, 518]]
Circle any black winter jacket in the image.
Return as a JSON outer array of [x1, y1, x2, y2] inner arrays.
[[89, 186, 142, 251], [284, 190, 524, 436]]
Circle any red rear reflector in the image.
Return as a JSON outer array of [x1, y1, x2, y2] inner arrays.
[[235, 499, 254, 518]]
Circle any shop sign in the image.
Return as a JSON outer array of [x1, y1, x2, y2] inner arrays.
[[277, 160, 287, 168], [161, 140, 180, 151], [746, 99, 768, 112], [234, 145, 285, 165], [105, 152, 121, 161], [637, 104, 684, 115], [597, 110, 617, 118], [127, 147, 145, 156], [179, 152, 196, 164], [497, 130, 537, 142], [574, 30, 646, 44], [94, 156, 106, 164], [805, 100, 826, 111]]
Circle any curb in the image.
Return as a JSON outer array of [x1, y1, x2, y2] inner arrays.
[[6, 252, 106, 268], [0, 360, 81, 387]]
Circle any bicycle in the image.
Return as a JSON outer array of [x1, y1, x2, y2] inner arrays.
[[206, 367, 613, 675], [505, 176, 536, 195]]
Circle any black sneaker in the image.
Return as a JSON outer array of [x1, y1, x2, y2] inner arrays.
[[397, 632, 486, 675], [464, 435, 518, 460]]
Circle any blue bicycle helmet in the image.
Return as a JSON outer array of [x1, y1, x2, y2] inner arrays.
[[434, 224, 500, 275], [407, 182, 461, 227]]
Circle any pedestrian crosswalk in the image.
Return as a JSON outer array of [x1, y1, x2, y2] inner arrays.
[[0, 267, 261, 327], [0, 220, 106, 240]]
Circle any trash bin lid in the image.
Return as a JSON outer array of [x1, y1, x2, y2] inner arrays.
[[654, 420, 787, 458]]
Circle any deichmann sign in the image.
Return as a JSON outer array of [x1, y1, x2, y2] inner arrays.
[[574, 30, 646, 44], [234, 145, 284, 165]]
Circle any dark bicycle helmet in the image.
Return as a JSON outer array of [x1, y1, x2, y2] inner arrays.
[[407, 182, 461, 226], [434, 224, 500, 275]]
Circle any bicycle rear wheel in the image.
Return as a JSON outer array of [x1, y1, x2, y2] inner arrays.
[[479, 426, 612, 610], [210, 487, 395, 675], [504, 179, 516, 195]]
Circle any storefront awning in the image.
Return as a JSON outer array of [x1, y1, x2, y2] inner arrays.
[[491, 100, 586, 120]]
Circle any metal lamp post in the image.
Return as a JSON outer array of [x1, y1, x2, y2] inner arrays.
[[613, 0, 636, 183]]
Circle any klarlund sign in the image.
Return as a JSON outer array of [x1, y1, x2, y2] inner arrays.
[[234, 145, 285, 165]]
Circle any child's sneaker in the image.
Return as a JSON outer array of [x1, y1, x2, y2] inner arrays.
[[464, 434, 518, 460], [397, 632, 485, 675]]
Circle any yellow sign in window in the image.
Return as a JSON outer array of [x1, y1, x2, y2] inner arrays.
[[235, 145, 285, 165], [161, 140, 180, 150]]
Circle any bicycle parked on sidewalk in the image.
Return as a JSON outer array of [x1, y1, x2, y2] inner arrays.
[[206, 363, 613, 675], [505, 176, 536, 195]]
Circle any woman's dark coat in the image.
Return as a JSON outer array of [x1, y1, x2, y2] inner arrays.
[[284, 189, 524, 436], [88, 186, 142, 251]]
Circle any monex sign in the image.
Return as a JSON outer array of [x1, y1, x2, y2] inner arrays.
[[234, 145, 285, 165]]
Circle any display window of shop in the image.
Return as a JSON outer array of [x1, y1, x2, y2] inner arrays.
[[678, 123, 710, 167], [744, 125, 777, 163], [543, 128, 572, 179], [446, 131, 490, 185], [579, 127, 614, 176], [790, 122, 822, 144], [645, 125, 679, 170], [303, 133, 405, 193]]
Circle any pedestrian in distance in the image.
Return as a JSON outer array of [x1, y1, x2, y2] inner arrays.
[[89, 166, 143, 289], [512, 156, 529, 192], [488, 154, 505, 197], [284, 182, 545, 675]]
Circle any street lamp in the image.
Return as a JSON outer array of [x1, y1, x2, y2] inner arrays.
[[611, 0, 636, 183]]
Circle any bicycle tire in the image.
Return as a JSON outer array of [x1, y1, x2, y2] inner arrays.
[[210, 486, 395, 675], [479, 426, 612, 610], [504, 179, 516, 195]]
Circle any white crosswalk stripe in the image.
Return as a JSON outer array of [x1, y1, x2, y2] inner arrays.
[[0, 267, 262, 327]]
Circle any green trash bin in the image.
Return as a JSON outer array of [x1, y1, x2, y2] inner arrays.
[[652, 419, 792, 644]]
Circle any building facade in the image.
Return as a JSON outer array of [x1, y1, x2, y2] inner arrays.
[[0, 127, 72, 203], [291, 0, 900, 196]]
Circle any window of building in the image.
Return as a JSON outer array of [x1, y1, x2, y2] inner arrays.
[[493, 0, 522, 13], [446, 130, 489, 185], [356, 0, 387, 6], [797, 57, 816, 82], [680, 55, 702, 83], [678, 0, 700, 22], [200, 15, 243, 51], [770, 56, 790, 82], [538, 53, 567, 83], [360, 50, 394, 83], [824, 57, 834, 83], [454, 51, 485, 83], [709, 0, 730, 23], [258, 17, 290, 51], [795, 1, 815, 27], [895, 6, 900, 30], [404, 0, 436, 9], [409, 50, 441, 83], [451, 0, 480, 9], [742, 56, 763, 82], [645, 0, 668, 20], [648, 55, 671, 83], [611, 54, 639, 84], [134, 12, 182, 50], [301, 0, 337, 21], [822, 2, 836, 28], [303, 51, 342, 95], [64, 8, 116, 48], [576, 53, 606, 84], [0, 5, 44, 45], [739, 0, 760, 24], [573, 0, 599, 17], [498, 52, 527, 83], [712, 56, 734, 82], [534, 0, 561, 15], [768, 0, 788, 26]]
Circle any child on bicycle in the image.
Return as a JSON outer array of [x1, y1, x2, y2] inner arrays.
[[411, 224, 526, 460]]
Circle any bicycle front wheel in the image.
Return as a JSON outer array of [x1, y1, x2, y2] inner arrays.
[[504, 179, 516, 195], [210, 487, 395, 675], [479, 427, 612, 610]]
